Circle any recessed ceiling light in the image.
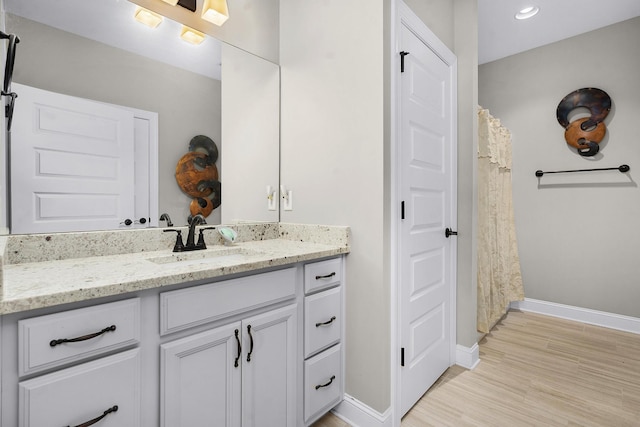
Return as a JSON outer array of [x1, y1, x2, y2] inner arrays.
[[515, 6, 540, 20]]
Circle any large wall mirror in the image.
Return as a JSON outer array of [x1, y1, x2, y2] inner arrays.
[[1, 0, 280, 235]]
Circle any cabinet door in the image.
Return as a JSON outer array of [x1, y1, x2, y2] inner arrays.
[[242, 304, 298, 427], [161, 322, 242, 427]]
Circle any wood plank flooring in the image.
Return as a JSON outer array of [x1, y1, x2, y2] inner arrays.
[[312, 310, 640, 426]]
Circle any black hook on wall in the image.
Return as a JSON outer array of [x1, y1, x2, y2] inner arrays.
[[0, 31, 20, 132]]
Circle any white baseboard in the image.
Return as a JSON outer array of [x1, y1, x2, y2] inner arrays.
[[455, 343, 480, 370], [332, 394, 392, 427], [510, 298, 640, 334]]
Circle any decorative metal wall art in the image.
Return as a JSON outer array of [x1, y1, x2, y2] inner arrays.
[[556, 87, 611, 157], [175, 135, 221, 221]]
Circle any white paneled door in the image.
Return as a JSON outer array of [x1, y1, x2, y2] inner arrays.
[[10, 83, 157, 234], [398, 15, 457, 416]]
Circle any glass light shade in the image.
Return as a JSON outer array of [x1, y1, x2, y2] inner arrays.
[[160, 0, 179, 5], [180, 26, 206, 45], [134, 7, 163, 28], [202, 0, 229, 26]]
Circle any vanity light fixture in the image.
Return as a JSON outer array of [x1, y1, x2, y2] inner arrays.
[[180, 25, 206, 45], [134, 7, 163, 28], [201, 0, 229, 26], [515, 6, 540, 20]]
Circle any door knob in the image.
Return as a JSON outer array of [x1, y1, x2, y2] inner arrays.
[[445, 228, 458, 238]]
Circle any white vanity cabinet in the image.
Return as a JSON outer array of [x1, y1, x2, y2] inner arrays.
[[303, 258, 344, 425], [0, 255, 345, 427], [160, 268, 299, 427], [13, 299, 142, 427]]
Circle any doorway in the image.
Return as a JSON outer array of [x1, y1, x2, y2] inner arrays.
[[394, 1, 458, 418]]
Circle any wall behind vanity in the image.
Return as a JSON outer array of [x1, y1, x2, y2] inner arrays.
[[279, 0, 479, 417]]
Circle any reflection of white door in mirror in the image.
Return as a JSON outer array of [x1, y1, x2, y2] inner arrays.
[[10, 83, 158, 234]]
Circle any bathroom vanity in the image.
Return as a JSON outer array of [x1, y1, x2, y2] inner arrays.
[[0, 223, 349, 426]]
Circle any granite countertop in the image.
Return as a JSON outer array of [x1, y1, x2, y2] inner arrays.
[[0, 223, 350, 315]]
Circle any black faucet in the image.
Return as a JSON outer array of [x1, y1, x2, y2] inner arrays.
[[163, 215, 217, 252], [185, 214, 206, 249], [159, 213, 173, 227]]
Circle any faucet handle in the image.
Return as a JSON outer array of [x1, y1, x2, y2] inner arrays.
[[163, 229, 184, 252], [159, 213, 173, 227], [197, 227, 217, 249]]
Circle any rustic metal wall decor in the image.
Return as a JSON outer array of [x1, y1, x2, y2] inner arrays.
[[556, 87, 611, 156], [175, 135, 221, 221]]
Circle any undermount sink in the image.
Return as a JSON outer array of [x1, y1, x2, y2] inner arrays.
[[148, 247, 260, 266]]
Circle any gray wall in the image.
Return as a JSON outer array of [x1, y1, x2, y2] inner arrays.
[[280, 0, 388, 412], [453, 0, 479, 348], [7, 14, 222, 227], [280, 0, 478, 416], [404, 0, 454, 49], [479, 17, 640, 317]]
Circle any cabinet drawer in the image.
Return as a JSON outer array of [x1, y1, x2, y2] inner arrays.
[[160, 267, 296, 335], [305, 287, 341, 358], [19, 348, 140, 427], [304, 344, 342, 424], [304, 258, 342, 294], [18, 298, 141, 377]]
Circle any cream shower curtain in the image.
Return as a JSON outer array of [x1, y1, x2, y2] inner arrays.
[[477, 107, 524, 333]]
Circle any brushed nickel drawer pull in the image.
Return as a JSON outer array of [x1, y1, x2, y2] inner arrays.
[[50, 325, 116, 347], [315, 375, 336, 390], [315, 316, 336, 327], [67, 404, 118, 427], [315, 272, 336, 280]]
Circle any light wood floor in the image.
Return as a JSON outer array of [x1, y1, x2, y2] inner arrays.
[[312, 310, 640, 426]]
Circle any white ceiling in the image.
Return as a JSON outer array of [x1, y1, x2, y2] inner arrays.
[[479, 0, 640, 64], [4, 0, 222, 80]]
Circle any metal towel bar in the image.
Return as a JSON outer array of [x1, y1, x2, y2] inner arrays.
[[535, 164, 630, 177]]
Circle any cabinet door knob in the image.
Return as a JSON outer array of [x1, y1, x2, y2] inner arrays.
[[50, 325, 116, 347]]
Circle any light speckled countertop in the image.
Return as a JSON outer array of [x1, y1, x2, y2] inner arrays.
[[0, 223, 349, 314]]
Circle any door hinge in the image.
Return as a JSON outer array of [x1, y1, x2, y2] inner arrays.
[[401, 201, 405, 220], [401, 347, 405, 367], [400, 51, 410, 72]]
